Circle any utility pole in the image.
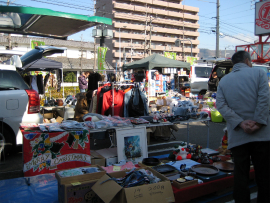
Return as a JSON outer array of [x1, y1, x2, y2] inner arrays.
[[182, 5, 186, 61], [94, 38, 97, 72], [7, 0, 12, 50], [144, 3, 148, 57], [216, 0, 220, 58], [149, 16, 153, 56], [79, 34, 84, 73]]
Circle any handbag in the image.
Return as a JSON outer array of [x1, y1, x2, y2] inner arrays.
[[128, 88, 145, 117]]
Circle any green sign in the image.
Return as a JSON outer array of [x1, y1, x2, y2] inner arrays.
[[164, 52, 176, 60], [98, 47, 108, 71], [186, 56, 197, 65], [31, 40, 45, 49]]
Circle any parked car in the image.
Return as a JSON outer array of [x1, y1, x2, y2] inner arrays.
[[0, 46, 66, 155], [211, 60, 270, 81], [182, 58, 228, 96]]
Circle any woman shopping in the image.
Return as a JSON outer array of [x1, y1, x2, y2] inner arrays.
[[78, 72, 89, 92]]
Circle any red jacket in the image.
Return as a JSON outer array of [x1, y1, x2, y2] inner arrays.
[[101, 89, 125, 117]]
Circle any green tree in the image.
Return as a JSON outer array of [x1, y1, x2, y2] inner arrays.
[[64, 72, 77, 82]]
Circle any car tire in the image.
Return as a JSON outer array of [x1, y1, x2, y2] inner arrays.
[[0, 127, 15, 156]]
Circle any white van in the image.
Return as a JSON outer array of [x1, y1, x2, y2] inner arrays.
[[189, 63, 214, 95], [189, 58, 230, 95]]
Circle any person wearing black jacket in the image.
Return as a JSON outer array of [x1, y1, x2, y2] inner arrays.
[[204, 72, 219, 98]]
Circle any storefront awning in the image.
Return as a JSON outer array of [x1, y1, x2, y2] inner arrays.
[[0, 6, 112, 40]]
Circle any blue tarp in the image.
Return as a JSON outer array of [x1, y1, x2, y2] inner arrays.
[[0, 174, 58, 203]]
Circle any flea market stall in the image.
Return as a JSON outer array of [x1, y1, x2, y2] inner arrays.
[[0, 6, 254, 203], [8, 52, 247, 203]]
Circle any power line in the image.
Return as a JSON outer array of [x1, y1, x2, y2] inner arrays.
[[29, 0, 94, 12], [223, 14, 254, 21]]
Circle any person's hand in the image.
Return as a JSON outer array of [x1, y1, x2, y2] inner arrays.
[[240, 120, 262, 134]]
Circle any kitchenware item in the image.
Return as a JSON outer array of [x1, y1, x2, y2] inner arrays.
[[142, 158, 161, 166], [191, 164, 219, 175], [213, 161, 234, 172], [152, 164, 177, 174]]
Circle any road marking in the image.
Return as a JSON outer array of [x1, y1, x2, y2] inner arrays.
[[225, 192, 257, 203]]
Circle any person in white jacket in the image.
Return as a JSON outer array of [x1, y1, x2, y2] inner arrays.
[[216, 51, 270, 203]]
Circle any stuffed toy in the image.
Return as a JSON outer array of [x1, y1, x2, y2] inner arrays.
[[168, 144, 192, 160], [74, 93, 89, 122]]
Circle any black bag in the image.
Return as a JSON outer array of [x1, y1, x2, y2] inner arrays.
[[128, 88, 145, 117]]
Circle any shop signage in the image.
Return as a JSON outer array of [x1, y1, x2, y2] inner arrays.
[[186, 56, 197, 65], [255, 0, 270, 35], [164, 52, 176, 60], [23, 130, 91, 177], [98, 47, 108, 71]]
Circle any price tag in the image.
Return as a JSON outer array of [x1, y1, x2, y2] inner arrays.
[[113, 166, 121, 171], [71, 182, 81, 186]]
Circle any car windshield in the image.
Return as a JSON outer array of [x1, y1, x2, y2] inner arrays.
[[195, 67, 212, 78], [0, 70, 29, 90]]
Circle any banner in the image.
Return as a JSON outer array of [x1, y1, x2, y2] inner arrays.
[[22, 129, 91, 177], [164, 52, 176, 60], [98, 47, 108, 71], [186, 56, 198, 65], [31, 40, 45, 49]]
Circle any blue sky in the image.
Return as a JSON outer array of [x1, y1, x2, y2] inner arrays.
[[6, 0, 260, 50]]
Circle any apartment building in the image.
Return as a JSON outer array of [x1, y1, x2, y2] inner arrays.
[[95, 0, 200, 67]]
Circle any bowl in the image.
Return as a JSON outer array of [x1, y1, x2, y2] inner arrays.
[[142, 158, 161, 166]]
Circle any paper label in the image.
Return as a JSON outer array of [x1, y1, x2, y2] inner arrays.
[[113, 166, 121, 171], [71, 182, 81, 186]]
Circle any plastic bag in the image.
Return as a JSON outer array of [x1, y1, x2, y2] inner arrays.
[[83, 121, 96, 129], [60, 121, 85, 131], [94, 120, 113, 129]]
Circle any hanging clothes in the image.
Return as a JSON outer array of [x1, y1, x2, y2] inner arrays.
[[89, 90, 97, 113], [88, 72, 102, 91], [101, 89, 125, 117], [31, 75, 39, 93], [97, 86, 112, 114], [23, 75, 31, 87], [36, 74, 44, 94], [55, 69, 62, 92], [44, 73, 50, 89], [124, 87, 149, 117], [96, 83, 111, 113]]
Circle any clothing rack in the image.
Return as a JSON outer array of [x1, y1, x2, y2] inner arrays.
[[98, 81, 143, 116]]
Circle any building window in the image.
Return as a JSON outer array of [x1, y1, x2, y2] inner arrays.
[[63, 71, 77, 83], [103, 5, 105, 10]]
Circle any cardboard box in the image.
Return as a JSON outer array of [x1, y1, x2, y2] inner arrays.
[[56, 116, 64, 123], [43, 112, 53, 119], [90, 150, 106, 167], [92, 166, 175, 203], [172, 179, 198, 189], [55, 165, 106, 185], [96, 148, 118, 166], [58, 179, 103, 203]]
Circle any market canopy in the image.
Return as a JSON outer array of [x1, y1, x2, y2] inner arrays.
[[0, 6, 112, 40], [122, 54, 190, 71]]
